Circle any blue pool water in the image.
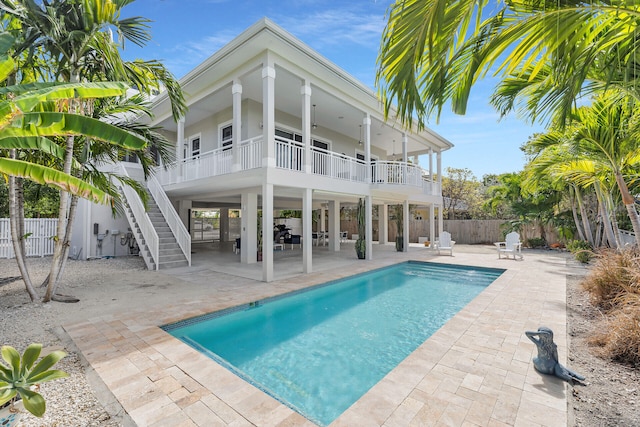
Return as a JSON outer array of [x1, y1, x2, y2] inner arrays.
[[163, 261, 503, 426]]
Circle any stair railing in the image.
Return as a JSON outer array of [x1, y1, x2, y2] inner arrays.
[[118, 163, 159, 270], [147, 174, 191, 266]]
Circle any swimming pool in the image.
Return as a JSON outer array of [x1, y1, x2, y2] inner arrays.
[[163, 261, 503, 426]]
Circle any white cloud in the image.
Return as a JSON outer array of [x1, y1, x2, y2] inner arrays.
[[163, 30, 239, 77], [277, 9, 386, 50]]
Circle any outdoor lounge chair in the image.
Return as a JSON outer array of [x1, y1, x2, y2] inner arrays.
[[435, 231, 455, 256], [495, 232, 523, 260]]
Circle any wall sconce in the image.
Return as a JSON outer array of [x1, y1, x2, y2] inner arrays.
[[259, 121, 263, 129], [312, 104, 318, 129]]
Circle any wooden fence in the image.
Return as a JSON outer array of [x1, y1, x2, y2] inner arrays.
[[0, 218, 58, 259], [339, 219, 560, 245]]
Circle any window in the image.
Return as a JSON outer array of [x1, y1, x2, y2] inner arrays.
[[221, 124, 232, 150], [188, 134, 201, 158]]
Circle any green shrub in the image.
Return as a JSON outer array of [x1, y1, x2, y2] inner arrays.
[[566, 239, 593, 263], [526, 237, 546, 248]]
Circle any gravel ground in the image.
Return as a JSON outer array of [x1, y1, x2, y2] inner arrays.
[[0, 256, 146, 427]]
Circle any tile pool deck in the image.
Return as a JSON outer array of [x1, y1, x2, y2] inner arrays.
[[62, 244, 582, 426]]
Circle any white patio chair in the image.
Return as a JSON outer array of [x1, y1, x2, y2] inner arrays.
[[435, 231, 455, 256], [495, 232, 523, 260]]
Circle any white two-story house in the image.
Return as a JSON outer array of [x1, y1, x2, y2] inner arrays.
[[72, 18, 453, 282]]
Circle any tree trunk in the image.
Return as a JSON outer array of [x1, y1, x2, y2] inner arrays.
[[615, 172, 640, 247], [570, 186, 586, 241], [575, 186, 594, 246], [17, 178, 25, 256], [48, 195, 79, 290], [8, 158, 38, 301], [594, 182, 617, 249], [44, 135, 75, 302]]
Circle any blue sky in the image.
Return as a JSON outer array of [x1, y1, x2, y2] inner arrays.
[[120, 0, 544, 179]]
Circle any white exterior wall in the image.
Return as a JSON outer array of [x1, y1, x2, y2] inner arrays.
[[71, 198, 131, 259]]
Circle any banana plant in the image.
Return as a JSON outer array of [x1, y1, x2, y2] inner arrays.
[[0, 343, 68, 417]]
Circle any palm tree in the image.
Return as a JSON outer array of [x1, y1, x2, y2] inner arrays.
[[376, 0, 640, 127], [1, 0, 186, 301], [523, 94, 640, 246], [0, 52, 149, 300]]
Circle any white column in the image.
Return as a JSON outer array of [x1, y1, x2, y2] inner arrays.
[[241, 192, 257, 264], [403, 199, 410, 252], [320, 207, 326, 232], [177, 199, 192, 229], [429, 148, 434, 182], [437, 150, 442, 192], [302, 188, 313, 273], [262, 65, 276, 168], [437, 151, 443, 238], [402, 132, 408, 183], [402, 133, 408, 162], [176, 118, 185, 161], [364, 115, 371, 182], [379, 203, 388, 244], [262, 182, 274, 282], [301, 83, 312, 174], [328, 200, 340, 251], [177, 118, 185, 178], [365, 195, 373, 260], [429, 204, 435, 245], [232, 81, 242, 172]]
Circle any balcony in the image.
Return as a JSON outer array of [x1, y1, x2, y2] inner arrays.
[[155, 137, 439, 196]]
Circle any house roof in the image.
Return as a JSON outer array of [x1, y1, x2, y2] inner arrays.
[[150, 18, 453, 155]]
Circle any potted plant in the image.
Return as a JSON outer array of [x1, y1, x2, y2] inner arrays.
[[355, 198, 366, 259], [0, 343, 68, 426], [394, 204, 403, 252], [257, 211, 263, 261]]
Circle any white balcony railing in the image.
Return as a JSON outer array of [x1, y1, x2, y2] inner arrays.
[[310, 147, 368, 183], [240, 137, 263, 170], [275, 137, 304, 171], [155, 136, 439, 195], [372, 161, 423, 186]]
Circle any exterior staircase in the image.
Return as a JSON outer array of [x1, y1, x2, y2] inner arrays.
[[122, 189, 189, 270], [119, 163, 190, 270], [143, 192, 189, 269]]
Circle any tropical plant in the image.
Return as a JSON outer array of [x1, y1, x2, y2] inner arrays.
[[0, 0, 186, 302], [567, 239, 593, 264], [393, 204, 403, 251], [376, 0, 640, 127], [0, 343, 68, 417], [355, 198, 366, 259], [0, 50, 148, 301]]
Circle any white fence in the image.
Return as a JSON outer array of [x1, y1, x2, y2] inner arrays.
[[0, 218, 59, 259]]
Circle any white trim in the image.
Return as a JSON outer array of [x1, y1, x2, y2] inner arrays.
[[355, 149, 378, 162], [275, 123, 332, 151], [187, 133, 201, 158], [218, 121, 233, 149]]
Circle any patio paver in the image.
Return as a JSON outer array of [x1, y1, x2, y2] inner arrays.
[[62, 244, 580, 426]]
